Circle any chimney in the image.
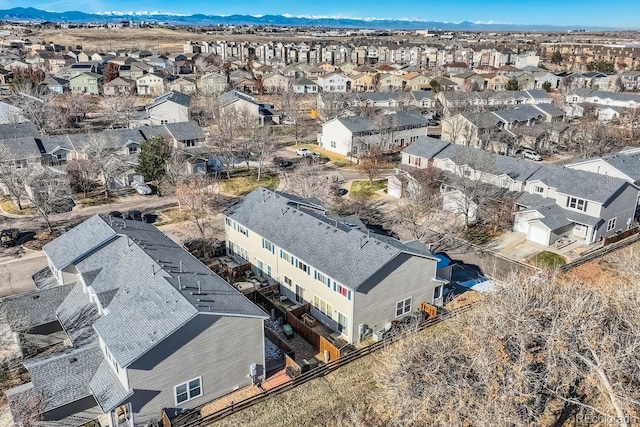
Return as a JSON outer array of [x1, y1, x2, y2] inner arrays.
[[178, 276, 182, 290], [179, 261, 183, 273]]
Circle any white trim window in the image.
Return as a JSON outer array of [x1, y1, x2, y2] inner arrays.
[[396, 297, 412, 317], [175, 377, 202, 405], [607, 217, 617, 231], [566, 197, 587, 212]]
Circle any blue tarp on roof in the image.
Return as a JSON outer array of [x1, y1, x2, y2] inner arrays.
[[432, 253, 452, 270]]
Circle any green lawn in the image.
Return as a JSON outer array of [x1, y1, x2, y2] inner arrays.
[[349, 179, 387, 200], [221, 174, 279, 196]]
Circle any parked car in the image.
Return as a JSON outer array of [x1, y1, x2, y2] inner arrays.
[[1, 228, 19, 248], [521, 149, 542, 161], [127, 210, 143, 221], [328, 184, 348, 197], [109, 211, 123, 218], [131, 180, 152, 195], [273, 157, 293, 168], [295, 148, 311, 156], [308, 153, 330, 163]]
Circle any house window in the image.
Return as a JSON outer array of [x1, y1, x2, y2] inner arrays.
[[337, 284, 350, 299], [184, 140, 196, 147], [575, 224, 585, 232], [128, 146, 138, 154], [161, 120, 168, 125], [237, 225, 249, 237], [396, 297, 412, 317], [433, 285, 442, 300], [330, 141, 336, 148], [534, 186, 544, 194], [607, 217, 617, 231], [566, 197, 587, 212], [313, 295, 333, 320], [501, 179, 510, 188], [175, 377, 202, 405], [283, 275, 292, 287], [225, 217, 233, 227], [281, 250, 292, 263], [316, 271, 328, 285], [298, 260, 310, 274], [262, 238, 275, 254]]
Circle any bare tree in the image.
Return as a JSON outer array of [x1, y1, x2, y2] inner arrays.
[[284, 161, 327, 199], [175, 175, 221, 239], [377, 272, 640, 427], [10, 87, 64, 134], [62, 92, 96, 125], [81, 133, 128, 197], [7, 387, 46, 427], [0, 144, 31, 210], [27, 169, 70, 232], [441, 114, 475, 145], [252, 128, 278, 182], [565, 120, 625, 158], [317, 92, 349, 121], [101, 92, 137, 129], [278, 81, 311, 145], [66, 159, 97, 198]]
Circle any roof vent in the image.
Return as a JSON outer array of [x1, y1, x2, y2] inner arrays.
[[32, 295, 40, 299], [69, 358, 78, 363]]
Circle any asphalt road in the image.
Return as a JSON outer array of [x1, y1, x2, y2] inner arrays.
[[0, 250, 47, 298]]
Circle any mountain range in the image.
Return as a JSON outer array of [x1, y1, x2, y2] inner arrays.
[[0, 7, 614, 31]]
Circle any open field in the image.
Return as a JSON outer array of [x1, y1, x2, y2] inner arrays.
[[32, 28, 343, 53]]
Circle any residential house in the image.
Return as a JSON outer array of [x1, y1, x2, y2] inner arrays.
[[219, 90, 280, 125], [442, 62, 469, 75], [396, 137, 639, 246], [317, 72, 349, 93], [199, 72, 228, 95], [136, 73, 165, 96], [351, 73, 378, 92], [292, 77, 318, 94], [224, 188, 445, 345], [69, 72, 102, 95], [566, 146, 640, 187], [3, 215, 268, 426], [449, 71, 485, 90], [565, 89, 640, 121], [141, 91, 192, 126], [168, 77, 197, 95], [484, 74, 509, 91], [317, 111, 429, 157], [429, 76, 458, 92], [534, 71, 561, 90], [39, 76, 69, 94], [118, 64, 147, 80], [404, 74, 432, 92], [103, 77, 136, 96], [378, 73, 406, 92], [262, 73, 290, 93]]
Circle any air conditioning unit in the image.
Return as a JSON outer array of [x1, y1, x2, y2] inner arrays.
[[372, 330, 384, 342]]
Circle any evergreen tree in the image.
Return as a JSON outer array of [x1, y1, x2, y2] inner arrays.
[[136, 137, 171, 195]]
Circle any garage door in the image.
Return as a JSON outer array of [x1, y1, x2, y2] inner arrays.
[[528, 225, 549, 245]]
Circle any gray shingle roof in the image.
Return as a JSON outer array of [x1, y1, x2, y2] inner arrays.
[[146, 91, 192, 109], [226, 188, 437, 290], [89, 359, 133, 413], [0, 284, 73, 330], [164, 121, 205, 141], [527, 164, 629, 204], [23, 344, 102, 411], [337, 112, 428, 134], [43, 215, 118, 270], [56, 283, 99, 347], [526, 203, 600, 231], [492, 105, 544, 123], [45, 215, 267, 368], [401, 136, 450, 159]]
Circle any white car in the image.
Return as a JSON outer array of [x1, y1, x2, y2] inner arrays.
[[521, 149, 542, 161], [131, 181, 152, 195], [295, 148, 311, 156]]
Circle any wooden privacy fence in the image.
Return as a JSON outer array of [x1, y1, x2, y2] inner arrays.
[[603, 227, 638, 246]]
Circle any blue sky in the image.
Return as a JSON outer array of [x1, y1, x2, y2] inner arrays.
[[5, 0, 640, 28]]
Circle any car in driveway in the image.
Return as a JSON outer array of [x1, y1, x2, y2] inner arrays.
[[521, 149, 542, 161], [273, 157, 293, 168], [295, 148, 311, 156], [328, 184, 348, 197], [131, 180, 152, 195], [308, 152, 330, 163]]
